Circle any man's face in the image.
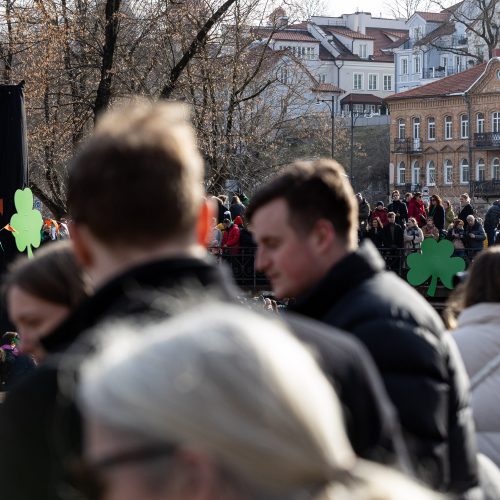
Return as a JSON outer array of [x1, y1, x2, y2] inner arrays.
[[467, 216, 475, 226], [252, 198, 323, 299], [388, 215, 396, 224], [392, 193, 400, 201]]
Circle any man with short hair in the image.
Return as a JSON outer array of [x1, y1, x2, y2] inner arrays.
[[387, 190, 408, 227], [247, 159, 479, 495], [483, 200, 500, 247], [465, 214, 486, 256], [0, 104, 408, 499]]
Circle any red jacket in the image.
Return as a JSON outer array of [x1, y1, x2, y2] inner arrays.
[[369, 208, 388, 227], [222, 223, 240, 255], [408, 198, 427, 227]]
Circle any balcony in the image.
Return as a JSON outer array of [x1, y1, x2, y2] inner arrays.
[[422, 66, 459, 79], [450, 35, 468, 47], [474, 132, 500, 149], [471, 180, 500, 200], [393, 137, 423, 154]]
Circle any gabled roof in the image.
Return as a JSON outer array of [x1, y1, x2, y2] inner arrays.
[[341, 93, 384, 105], [366, 27, 408, 61], [385, 62, 487, 101], [318, 45, 335, 61], [414, 11, 449, 23], [312, 83, 343, 93]]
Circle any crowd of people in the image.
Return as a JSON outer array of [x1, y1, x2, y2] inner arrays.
[[1, 100, 500, 500], [357, 190, 500, 262]]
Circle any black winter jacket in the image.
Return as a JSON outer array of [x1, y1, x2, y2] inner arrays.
[[387, 199, 408, 226], [0, 256, 408, 500], [484, 201, 500, 231], [289, 241, 479, 494]]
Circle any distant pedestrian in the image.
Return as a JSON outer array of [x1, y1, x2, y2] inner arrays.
[[484, 200, 500, 247], [387, 190, 408, 227], [458, 193, 474, 224]]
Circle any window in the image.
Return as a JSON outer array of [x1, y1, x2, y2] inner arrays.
[[440, 55, 448, 72], [427, 161, 436, 186], [412, 160, 420, 186], [412, 117, 421, 150], [353, 104, 364, 114], [368, 74, 378, 91], [279, 67, 289, 84], [318, 74, 326, 83], [444, 159, 453, 184], [477, 113, 485, 133], [358, 44, 367, 58], [460, 159, 470, 184], [383, 74, 392, 91], [413, 55, 421, 74], [353, 73, 362, 90], [397, 161, 406, 185], [477, 158, 485, 181], [492, 158, 500, 180], [401, 57, 408, 75], [460, 114, 469, 139], [366, 104, 376, 114], [398, 118, 406, 139], [306, 47, 315, 59], [445, 116, 453, 139], [455, 55, 461, 71], [428, 117, 435, 140], [493, 112, 500, 133]]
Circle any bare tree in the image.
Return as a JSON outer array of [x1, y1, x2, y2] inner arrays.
[[384, 0, 433, 20]]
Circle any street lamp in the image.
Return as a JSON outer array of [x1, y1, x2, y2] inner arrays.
[[350, 110, 369, 189], [316, 94, 337, 159]]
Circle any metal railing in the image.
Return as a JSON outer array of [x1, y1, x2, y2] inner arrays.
[[393, 137, 423, 154], [422, 66, 459, 79], [474, 132, 500, 149], [470, 180, 500, 198]]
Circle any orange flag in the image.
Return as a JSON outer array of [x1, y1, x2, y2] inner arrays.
[[3, 224, 16, 233]]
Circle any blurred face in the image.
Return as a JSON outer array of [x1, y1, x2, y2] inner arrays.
[[252, 198, 325, 299], [7, 285, 70, 361], [388, 215, 396, 223], [444, 201, 450, 209], [460, 196, 467, 205], [430, 198, 436, 204], [372, 219, 379, 228], [392, 193, 400, 200], [427, 219, 434, 228], [467, 216, 475, 226]]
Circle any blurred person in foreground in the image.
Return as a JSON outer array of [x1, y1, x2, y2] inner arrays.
[[0, 101, 408, 499], [76, 305, 437, 500], [247, 159, 480, 495]]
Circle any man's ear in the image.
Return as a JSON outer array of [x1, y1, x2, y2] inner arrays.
[[69, 222, 93, 268], [311, 219, 335, 253], [197, 199, 215, 247]]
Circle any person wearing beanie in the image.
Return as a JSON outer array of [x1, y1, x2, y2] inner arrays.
[[369, 201, 388, 227]]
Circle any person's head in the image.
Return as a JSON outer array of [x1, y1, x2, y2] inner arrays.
[[407, 217, 417, 227], [405, 192, 412, 202], [413, 192, 422, 202], [77, 305, 436, 500], [231, 195, 241, 205], [218, 194, 228, 205], [371, 218, 380, 228], [391, 190, 400, 200], [223, 218, 232, 229], [2, 331, 19, 347], [246, 160, 357, 299], [67, 100, 211, 286], [375, 201, 384, 209], [460, 193, 470, 205], [355, 192, 363, 203], [426, 217, 434, 227], [430, 194, 442, 206], [463, 247, 500, 307], [444, 200, 451, 210], [466, 215, 475, 226], [3, 241, 88, 361], [453, 218, 464, 229], [387, 212, 396, 223]]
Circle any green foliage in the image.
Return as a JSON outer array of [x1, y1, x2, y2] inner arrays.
[[10, 188, 43, 258], [406, 238, 466, 296]]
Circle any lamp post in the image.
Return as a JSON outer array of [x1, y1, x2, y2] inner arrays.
[[316, 94, 337, 159], [350, 109, 369, 189]]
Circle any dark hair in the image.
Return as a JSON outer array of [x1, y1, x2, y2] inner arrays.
[[68, 101, 203, 248], [3, 241, 87, 308], [246, 160, 357, 248], [464, 247, 500, 306], [2, 332, 19, 345]]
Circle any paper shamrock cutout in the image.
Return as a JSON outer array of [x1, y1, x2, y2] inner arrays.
[[10, 188, 43, 258], [406, 238, 466, 296]]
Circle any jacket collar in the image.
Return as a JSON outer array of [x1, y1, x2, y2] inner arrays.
[[289, 241, 385, 320], [41, 256, 237, 354]]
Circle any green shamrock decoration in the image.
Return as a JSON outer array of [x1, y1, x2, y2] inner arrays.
[[407, 238, 466, 297], [10, 188, 43, 258]]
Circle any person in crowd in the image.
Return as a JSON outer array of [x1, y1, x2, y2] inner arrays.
[[403, 217, 423, 256], [458, 193, 474, 223], [365, 217, 384, 248], [447, 219, 466, 257], [212, 195, 228, 224], [356, 192, 371, 231], [369, 201, 388, 227], [247, 159, 480, 495], [3, 241, 88, 363], [382, 212, 404, 249], [387, 190, 408, 227], [0, 332, 36, 394], [444, 200, 455, 229], [77, 306, 437, 500], [0, 101, 409, 500], [404, 192, 413, 205], [229, 195, 246, 220], [208, 217, 222, 257], [465, 214, 486, 256], [407, 192, 427, 227], [484, 200, 500, 247], [422, 217, 440, 241], [447, 248, 500, 469], [222, 216, 240, 255], [428, 194, 445, 234]]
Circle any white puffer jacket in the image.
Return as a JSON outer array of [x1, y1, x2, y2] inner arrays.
[[453, 303, 500, 468]]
